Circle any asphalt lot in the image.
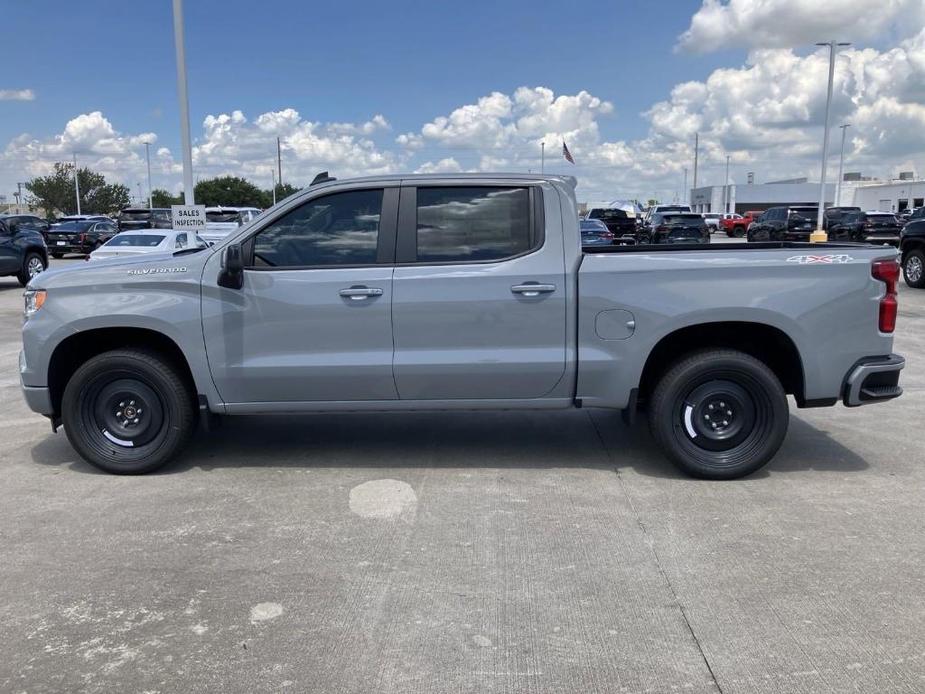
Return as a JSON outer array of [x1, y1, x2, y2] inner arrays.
[[1, 252, 924, 694]]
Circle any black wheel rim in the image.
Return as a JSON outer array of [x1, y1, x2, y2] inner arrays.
[[673, 369, 774, 470], [78, 370, 169, 461]]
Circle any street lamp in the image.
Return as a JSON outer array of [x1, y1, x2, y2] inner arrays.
[[72, 153, 81, 215], [724, 154, 731, 214], [812, 40, 851, 242], [834, 124, 851, 206], [143, 141, 153, 209]]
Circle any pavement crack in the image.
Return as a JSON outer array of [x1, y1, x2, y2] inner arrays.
[[586, 410, 724, 694]]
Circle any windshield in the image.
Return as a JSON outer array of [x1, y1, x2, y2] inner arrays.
[[790, 208, 817, 221], [663, 214, 704, 224], [206, 211, 240, 223], [588, 208, 628, 220], [105, 234, 165, 247], [120, 210, 153, 221], [51, 221, 93, 231], [581, 220, 608, 231]]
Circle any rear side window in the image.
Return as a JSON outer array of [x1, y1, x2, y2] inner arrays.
[[415, 186, 533, 262], [252, 189, 382, 267]]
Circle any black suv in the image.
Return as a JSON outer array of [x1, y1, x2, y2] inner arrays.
[[0, 217, 48, 286], [900, 215, 925, 288], [118, 208, 173, 232], [46, 219, 118, 257], [747, 206, 818, 242], [649, 212, 710, 244], [0, 214, 51, 242]]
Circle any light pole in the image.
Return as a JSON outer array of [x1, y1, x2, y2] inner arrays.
[[541, 141, 545, 174], [73, 153, 81, 215], [277, 137, 283, 187], [724, 154, 731, 214], [143, 141, 153, 209], [16, 182, 24, 213], [812, 40, 850, 242], [271, 169, 277, 206], [172, 0, 195, 204], [683, 167, 688, 206], [834, 123, 851, 206]]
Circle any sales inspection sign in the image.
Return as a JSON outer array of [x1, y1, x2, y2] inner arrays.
[[171, 205, 207, 231]]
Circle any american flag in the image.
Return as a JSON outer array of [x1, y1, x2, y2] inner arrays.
[[562, 141, 575, 164]]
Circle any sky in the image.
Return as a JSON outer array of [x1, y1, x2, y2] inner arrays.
[[2, 0, 924, 204]]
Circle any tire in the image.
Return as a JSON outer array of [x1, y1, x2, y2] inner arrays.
[[902, 249, 925, 288], [17, 252, 46, 286], [61, 349, 196, 474], [648, 349, 789, 479], [733, 225, 745, 238]]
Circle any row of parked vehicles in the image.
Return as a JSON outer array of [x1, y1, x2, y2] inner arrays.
[[580, 202, 925, 289], [0, 206, 262, 285]]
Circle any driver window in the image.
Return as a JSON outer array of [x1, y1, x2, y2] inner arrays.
[[251, 189, 382, 268]]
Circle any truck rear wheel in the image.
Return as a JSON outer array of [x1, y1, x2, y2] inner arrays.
[[61, 349, 196, 474], [649, 349, 788, 479]]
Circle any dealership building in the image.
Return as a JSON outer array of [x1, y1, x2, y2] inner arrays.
[[689, 179, 833, 214]]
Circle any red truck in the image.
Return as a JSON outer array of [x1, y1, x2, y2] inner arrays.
[[721, 210, 763, 237]]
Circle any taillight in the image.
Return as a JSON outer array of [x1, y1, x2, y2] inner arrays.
[[601, 231, 614, 239], [656, 225, 668, 233], [872, 258, 899, 333]]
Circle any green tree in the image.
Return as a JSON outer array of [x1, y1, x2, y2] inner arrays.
[[26, 162, 130, 216], [151, 189, 184, 208], [194, 176, 266, 207], [273, 182, 300, 202]]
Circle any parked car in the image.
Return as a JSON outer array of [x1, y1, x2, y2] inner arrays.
[[823, 206, 862, 231], [45, 219, 119, 257], [200, 206, 262, 245], [53, 214, 112, 225], [117, 208, 173, 232], [900, 215, 925, 287], [0, 216, 47, 285], [649, 212, 710, 244], [905, 207, 925, 223], [826, 210, 866, 242], [642, 204, 691, 227], [721, 211, 760, 237], [860, 212, 903, 245], [702, 213, 723, 231], [0, 214, 51, 242], [747, 206, 818, 242], [580, 218, 615, 246], [20, 173, 904, 479], [87, 230, 209, 261]]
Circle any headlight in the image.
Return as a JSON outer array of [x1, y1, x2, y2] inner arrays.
[[24, 289, 46, 318]]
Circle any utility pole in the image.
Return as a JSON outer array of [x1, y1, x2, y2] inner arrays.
[[692, 132, 699, 189], [541, 141, 545, 174], [172, 0, 195, 204], [834, 123, 851, 206], [143, 141, 153, 209], [277, 137, 283, 186], [73, 153, 81, 215], [812, 40, 850, 242], [683, 167, 688, 205], [271, 169, 277, 206]]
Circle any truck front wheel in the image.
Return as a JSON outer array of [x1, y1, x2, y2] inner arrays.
[[61, 349, 196, 474], [649, 349, 788, 479]]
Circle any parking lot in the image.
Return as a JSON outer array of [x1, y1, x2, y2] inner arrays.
[[1, 257, 923, 693]]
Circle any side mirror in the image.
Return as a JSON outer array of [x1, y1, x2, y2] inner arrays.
[[218, 243, 244, 289]]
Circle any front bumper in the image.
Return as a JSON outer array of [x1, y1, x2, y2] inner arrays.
[[844, 354, 904, 407], [22, 384, 54, 415]]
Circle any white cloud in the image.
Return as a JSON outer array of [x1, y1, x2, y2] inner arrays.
[[678, 0, 925, 52], [0, 89, 35, 101], [414, 157, 463, 174]]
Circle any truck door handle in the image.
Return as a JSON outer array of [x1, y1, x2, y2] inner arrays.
[[511, 283, 556, 297], [339, 286, 383, 300]]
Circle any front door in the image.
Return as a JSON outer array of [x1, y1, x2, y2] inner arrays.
[[391, 183, 567, 400], [0, 221, 19, 274], [202, 186, 399, 404]]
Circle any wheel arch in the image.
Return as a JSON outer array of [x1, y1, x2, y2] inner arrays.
[[637, 321, 806, 406], [47, 327, 197, 415]]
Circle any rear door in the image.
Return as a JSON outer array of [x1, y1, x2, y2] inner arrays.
[[391, 182, 566, 400], [202, 185, 399, 404]]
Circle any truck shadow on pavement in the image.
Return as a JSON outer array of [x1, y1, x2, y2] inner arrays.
[[29, 410, 869, 479]]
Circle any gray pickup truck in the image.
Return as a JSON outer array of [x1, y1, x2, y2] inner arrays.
[[20, 174, 905, 478]]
